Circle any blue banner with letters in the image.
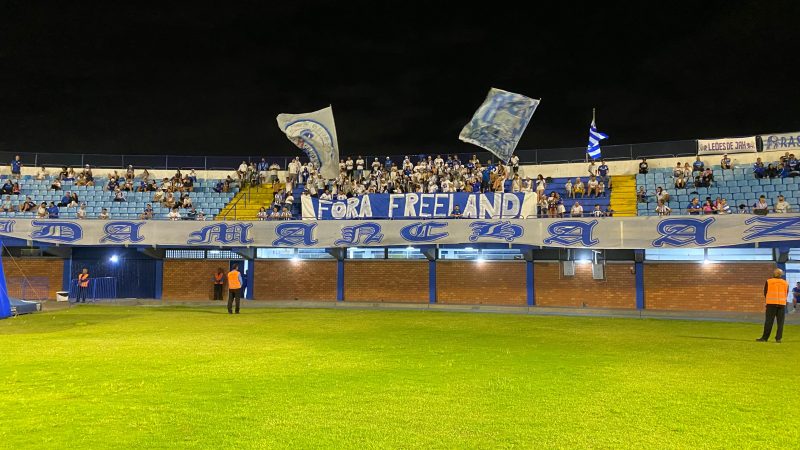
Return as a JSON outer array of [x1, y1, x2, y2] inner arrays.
[[301, 193, 538, 220]]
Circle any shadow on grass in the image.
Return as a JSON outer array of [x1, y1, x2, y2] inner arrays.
[[0, 313, 139, 335], [677, 335, 761, 342]]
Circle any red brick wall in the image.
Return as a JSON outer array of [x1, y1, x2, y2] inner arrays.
[[254, 260, 337, 301], [644, 262, 774, 312], [3, 257, 63, 300], [436, 261, 527, 306], [163, 260, 231, 301], [535, 262, 636, 309], [344, 261, 428, 302]]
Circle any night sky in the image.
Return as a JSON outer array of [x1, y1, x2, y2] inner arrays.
[[2, 1, 799, 157]]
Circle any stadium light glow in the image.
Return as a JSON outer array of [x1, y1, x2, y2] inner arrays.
[[703, 259, 713, 265], [576, 259, 592, 265], [291, 256, 301, 263], [109, 254, 119, 263]]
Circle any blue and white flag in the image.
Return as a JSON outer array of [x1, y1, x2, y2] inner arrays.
[[459, 88, 539, 163], [276, 106, 340, 179], [587, 118, 608, 160]]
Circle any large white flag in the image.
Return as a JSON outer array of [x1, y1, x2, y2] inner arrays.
[[459, 88, 539, 163], [276, 106, 340, 179]]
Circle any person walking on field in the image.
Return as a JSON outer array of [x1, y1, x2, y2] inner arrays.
[[757, 268, 789, 343], [213, 268, 225, 301], [76, 268, 90, 303], [227, 264, 243, 314]]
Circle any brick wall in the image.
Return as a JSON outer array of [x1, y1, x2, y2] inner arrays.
[[163, 260, 231, 301], [344, 261, 428, 302], [3, 257, 64, 300], [535, 262, 636, 308], [644, 262, 774, 312], [436, 261, 527, 306], [254, 260, 337, 301]]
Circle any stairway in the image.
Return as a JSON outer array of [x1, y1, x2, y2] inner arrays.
[[219, 183, 282, 220], [609, 175, 637, 216]]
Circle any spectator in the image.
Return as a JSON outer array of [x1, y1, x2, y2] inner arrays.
[[140, 168, 151, 183], [655, 186, 670, 204], [213, 180, 224, 193], [98, 208, 109, 219], [47, 201, 59, 218], [36, 166, 49, 180], [269, 162, 280, 184], [269, 206, 281, 220], [182, 176, 194, 192], [774, 195, 791, 213], [59, 166, 69, 180], [753, 195, 770, 215], [598, 180, 607, 198], [753, 158, 766, 179], [637, 186, 648, 203], [720, 154, 732, 170], [125, 165, 135, 181], [535, 175, 546, 198], [280, 206, 291, 220], [69, 192, 79, 208], [715, 197, 731, 214], [510, 154, 520, 174], [168, 207, 182, 221], [0, 180, 12, 195], [65, 167, 76, 181], [186, 207, 198, 220], [687, 198, 702, 215], [237, 161, 248, 183], [450, 205, 462, 218], [604, 206, 615, 217], [587, 161, 597, 177], [140, 204, 154, 220], [587, 175, 599, 197], [257, 158, 269, 184], [181, 194, 193, 209], [591, 204, 603, 217], [694, 174, 706, 189], [598, 159, 610, 187], [573, 178, 585, 198], [1, 195, 15, 212], [196, 210, 206, 221], [638, 158, 648, 174], [701, 168, 714, 186], [257, 207, 268, 220], [106, 177, 118, 191], [766, 164, 779, 178], [188, 169, 197, 183], [164, 192, 176, 209], [563, 178, 573, 198], [655, 200, 671, 216], [11, 182, 19, 195], [113, 188, 126, 202], [570, 201, 583, 217], [692, 156, 705, 173], [58, 191, 71, 207], [36, 202, 47, 218], [675, 173, 686, 189], [10, 155, 22, 178], [20, 196, 36, 212], [672, 163, 683, 179], [702, 199, 714, 214], [77, 203, 87, 219]]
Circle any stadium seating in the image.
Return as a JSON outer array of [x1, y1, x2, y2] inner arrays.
[[0, 176, 238, 220], [636, 166, 800, 215]]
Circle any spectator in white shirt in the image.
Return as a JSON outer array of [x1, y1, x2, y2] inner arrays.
[[36, 166, 49, 180], [564, 178, 573, 198], [77, 203, 87, 219], [237, 161, 248, 182], [655, 200, 671, 216], [98, 208, 109, 219], [591, 204, 604, 217], [168, 207, 182, 221], [570, 201, 583, 217], [655, 186, 670, 204], [774, 195, 791, 213], [587, 176, 599, 197]]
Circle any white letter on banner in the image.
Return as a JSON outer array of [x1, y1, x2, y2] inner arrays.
[[447, 194, 454, 217], [331, 202, 347, 219], [433, 194, 447, 217], [419, 194, 433, 218], [346, 197, 359, 218], [388, 194, 403, 218], [479, 193, 500, 218], [318, 200, 331, 219], [404, 193, 419, 217], [463, 195, 477, 218], [501, 193, 521, 218], [359, 195, 373, 218]]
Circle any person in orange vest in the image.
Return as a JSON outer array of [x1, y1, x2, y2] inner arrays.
[[227, 263, 243, 314], [77, 268, 90, 303], [757, 268, 789, 343], [213, 267, 225, 301]]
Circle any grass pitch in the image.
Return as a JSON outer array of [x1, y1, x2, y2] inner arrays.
[[1, 306, 797, 449]]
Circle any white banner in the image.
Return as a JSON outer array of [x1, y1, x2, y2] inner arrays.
[[1, 215, 800, 249], [697, 136, 757, 155], [276, 106, 340, 179], [459, 88, 539, 163], [761, 131, 800, 153]]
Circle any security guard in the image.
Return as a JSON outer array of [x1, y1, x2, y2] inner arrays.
[[77, 268, 90, 303], [213, 268, 225, 301], [227, 264, 243, 314], [757, 268, 789, 343]]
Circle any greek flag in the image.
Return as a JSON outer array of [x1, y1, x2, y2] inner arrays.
[[459, 88, 539, 163], [276, 106, 340, 179], [587, 119, 608, 160]]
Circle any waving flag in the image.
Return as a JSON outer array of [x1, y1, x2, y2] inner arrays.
[[459, 88, 539, 163], [276, 106, 340, 179], [587, 114, 608, 160]]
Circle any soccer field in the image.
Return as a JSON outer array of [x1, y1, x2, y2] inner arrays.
[[1, 306, 797, 449]]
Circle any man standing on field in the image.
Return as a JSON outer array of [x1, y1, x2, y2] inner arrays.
[[757, 268, 789, 343], [227, 264, 243, 314]]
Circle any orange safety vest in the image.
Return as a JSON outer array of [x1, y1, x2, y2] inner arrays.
[[214, 273, 224, 285], [765, 277, 789, 305], [78, 273, 89, 288], [227, 270, 242, 290]]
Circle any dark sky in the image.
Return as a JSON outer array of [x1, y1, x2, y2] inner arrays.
[[1, 1, 799, 157]]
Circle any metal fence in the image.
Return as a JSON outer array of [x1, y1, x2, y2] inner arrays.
[[68, 277, 118, 302], [0, 139, 701, 171]]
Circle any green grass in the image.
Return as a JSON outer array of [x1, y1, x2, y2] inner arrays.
[[1, 306, 798, 449]]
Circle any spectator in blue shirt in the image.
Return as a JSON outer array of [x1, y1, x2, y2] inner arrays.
[[792, 282, 800, 311], [107, 178, 118, 191], [450, 205, 462, 218], [753, 158, 766, 178], [58, 191, 71, 207], [692, 156, 705, 173], [10, 155, 22, 178], [47, 202, 59, 218], [598, 159, 610, 186], [687, 198, 702, 215], [0, 180, 12, 195], [385, 157, 392, 170], [213, 181, 224, 193]]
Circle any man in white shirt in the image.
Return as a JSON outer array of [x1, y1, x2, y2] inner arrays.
[[168, 207, 181, 221], [510, 155, 520, 174], [237, 161, 248, 182], [355, 156, 365, 180], [570, 202, 583, 217], [268, 163, 280, 183], [774, 195, 791, 213]]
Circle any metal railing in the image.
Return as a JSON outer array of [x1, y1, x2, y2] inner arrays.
[[68, 277, 118, 302]]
